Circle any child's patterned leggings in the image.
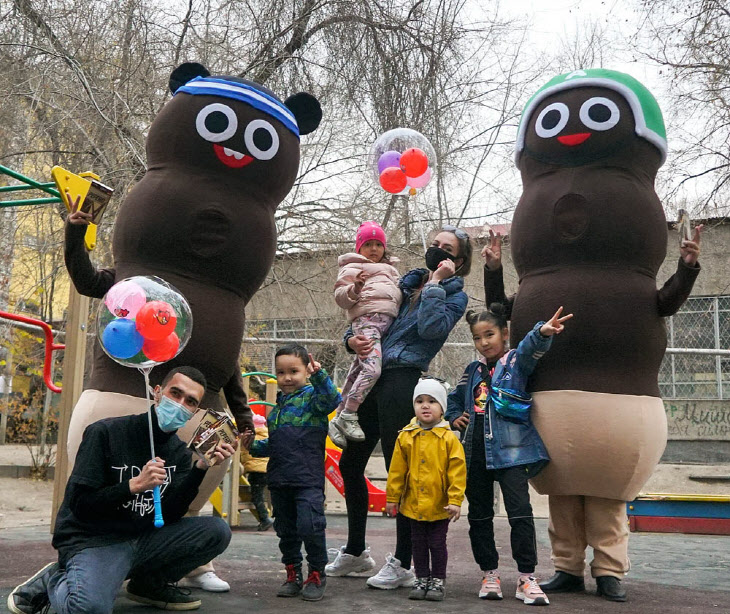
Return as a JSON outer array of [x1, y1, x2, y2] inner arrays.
[[338, 313, 394, 414]]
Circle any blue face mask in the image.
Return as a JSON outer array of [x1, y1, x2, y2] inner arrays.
[[156, 396, 193, 432]]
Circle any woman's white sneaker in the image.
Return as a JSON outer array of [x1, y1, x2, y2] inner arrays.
[[325, 546, 376, 576], [366, 554, 416, 589]]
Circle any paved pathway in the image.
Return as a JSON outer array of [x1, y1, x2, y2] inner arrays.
[[2, 514, 727, 613]]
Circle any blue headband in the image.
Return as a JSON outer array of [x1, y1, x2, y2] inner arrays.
[[175, 76, 299, 139]]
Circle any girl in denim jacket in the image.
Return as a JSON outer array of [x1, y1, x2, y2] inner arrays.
[[445, 304, 571, 607]]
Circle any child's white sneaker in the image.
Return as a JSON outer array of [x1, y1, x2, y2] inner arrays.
[[325, 546, 375, 576], [338, 411, 366, 441], [366, 554, 415, 589], [328, 417, 348, 449], [516, 575, 549, 606]]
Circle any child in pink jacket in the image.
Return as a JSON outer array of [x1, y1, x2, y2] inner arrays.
[[330, 221, 401, 446]]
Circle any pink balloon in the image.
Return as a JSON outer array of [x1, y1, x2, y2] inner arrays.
[[105, 280, 147, 319], [406, 167, 432, 189]]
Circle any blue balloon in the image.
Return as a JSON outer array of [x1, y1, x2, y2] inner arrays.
[[102, 318, 144, 359]]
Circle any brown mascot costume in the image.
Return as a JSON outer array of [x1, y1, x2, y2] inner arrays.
[[64, 62, 321, 582], [484, 69, 701, 601]]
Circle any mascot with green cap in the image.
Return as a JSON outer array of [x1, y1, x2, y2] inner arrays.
[[484, 69, 702, 602]]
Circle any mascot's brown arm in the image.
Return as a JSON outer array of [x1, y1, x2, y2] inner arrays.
[[657, 258, 701, 318], [223, 366, 255, 438], [64, 222, 116, 299], [483, 265, 514, 319]]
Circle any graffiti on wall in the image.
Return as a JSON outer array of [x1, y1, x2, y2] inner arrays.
[[665, 401, 730, 439]]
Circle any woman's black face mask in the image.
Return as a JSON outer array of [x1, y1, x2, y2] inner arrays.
[[425, 246, 455, 272]]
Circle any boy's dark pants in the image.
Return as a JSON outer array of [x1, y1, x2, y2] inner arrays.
[[248, 472, 270, 521], [270, 486, 327, 572], [466, 414, 537, 574]]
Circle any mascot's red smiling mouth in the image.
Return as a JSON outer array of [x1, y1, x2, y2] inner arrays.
[[213, 144, 254, 168], [557, 132, 591, 146]]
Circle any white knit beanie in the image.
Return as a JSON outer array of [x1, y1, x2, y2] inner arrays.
[[412, 378, 447, 416]]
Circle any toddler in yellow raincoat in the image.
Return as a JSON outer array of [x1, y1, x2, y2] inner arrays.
[[386, 378, 466, 602]]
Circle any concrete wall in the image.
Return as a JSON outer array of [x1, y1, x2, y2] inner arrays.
[[246, 219, 730, 460]]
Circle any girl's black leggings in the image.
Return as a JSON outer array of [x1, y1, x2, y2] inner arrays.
[[338, 367, 421, 567]]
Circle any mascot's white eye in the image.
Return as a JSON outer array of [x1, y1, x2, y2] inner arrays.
[[244, 119, 280, 160], [579, 97, 620, 131], [195, 104, 238, 142], [535, 102, 570, 138]]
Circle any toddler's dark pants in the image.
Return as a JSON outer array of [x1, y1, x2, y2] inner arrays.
[[410, 518, 450, 579], [466, 414, 538, 574], [270, 486, 327, 572], [248, 472, 270, 521]]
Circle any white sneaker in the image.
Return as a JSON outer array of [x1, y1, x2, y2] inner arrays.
[[178, 571, 230, 592], [338, 411, 366, 441], [328, 417, 348, 449], [366, 554, 416, 589], [325, 545, 376, 576]]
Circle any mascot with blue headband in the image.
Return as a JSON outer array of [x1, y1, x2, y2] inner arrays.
[[63, 62, 322, 579]]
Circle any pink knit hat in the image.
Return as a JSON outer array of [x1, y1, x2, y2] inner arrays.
[[355, 221, 387, 253]]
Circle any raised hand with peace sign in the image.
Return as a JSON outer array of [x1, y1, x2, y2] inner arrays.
[[539, 306, 573, 337]]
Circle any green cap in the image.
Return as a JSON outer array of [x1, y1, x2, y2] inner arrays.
[[515, 68, 667, 166]]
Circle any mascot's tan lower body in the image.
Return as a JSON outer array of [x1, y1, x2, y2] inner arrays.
[[531, 390, 667, 578], [67, 389, 232, 576]]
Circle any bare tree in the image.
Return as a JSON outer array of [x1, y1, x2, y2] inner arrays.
[[631, 0, 730, 216]]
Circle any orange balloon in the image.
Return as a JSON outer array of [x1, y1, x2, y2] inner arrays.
[[400, 148, 429, 177], [379, 167, 407, 193], [135, 300, 177, 341], [143, 332, 180, 362]]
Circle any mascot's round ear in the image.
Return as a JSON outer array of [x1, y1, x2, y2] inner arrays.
[[169, 62, 211, 94], [284, 93, 323, 136]]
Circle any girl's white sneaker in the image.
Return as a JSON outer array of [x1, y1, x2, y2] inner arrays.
[[516, 575, 550, 606]]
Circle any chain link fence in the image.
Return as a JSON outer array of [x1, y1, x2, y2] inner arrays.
[[245, 295, 730, 400], [660, 296, 730, 399]]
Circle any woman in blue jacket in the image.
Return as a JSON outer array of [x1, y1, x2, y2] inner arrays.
[[326, 227, 472, 589]]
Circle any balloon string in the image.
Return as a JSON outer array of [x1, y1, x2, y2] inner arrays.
[[140, 366, 156, 461], [410, 194, 428, 252]]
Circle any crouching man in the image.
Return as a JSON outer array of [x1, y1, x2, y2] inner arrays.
[[8, 366, 236, 613]]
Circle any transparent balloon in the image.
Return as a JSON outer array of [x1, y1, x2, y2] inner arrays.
[[97, 276, 193, 369], [370, 128, 436, 194]]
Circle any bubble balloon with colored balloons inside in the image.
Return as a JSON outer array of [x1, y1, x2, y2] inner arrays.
[[370, 128, 436, 195], [97, 276, 193, 368]]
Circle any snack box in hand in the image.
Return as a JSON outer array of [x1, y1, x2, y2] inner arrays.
[[81, 179, 113, 224], [187, 409, 239, 467]]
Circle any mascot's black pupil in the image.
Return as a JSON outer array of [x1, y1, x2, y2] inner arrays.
[[588, 104, 611, 123], [542, 109, 562, 130], [205, 111, 230, 134], [253, 128, 273, 151]]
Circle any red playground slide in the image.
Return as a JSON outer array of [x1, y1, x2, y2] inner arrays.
[[325, 447, 388, 514]]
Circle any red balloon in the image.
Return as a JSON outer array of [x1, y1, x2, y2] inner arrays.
[[400, 148, 429, 177], [135, 300, 178, 341], [143, 332, 180, 362], [379, 167, 407, 193]]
